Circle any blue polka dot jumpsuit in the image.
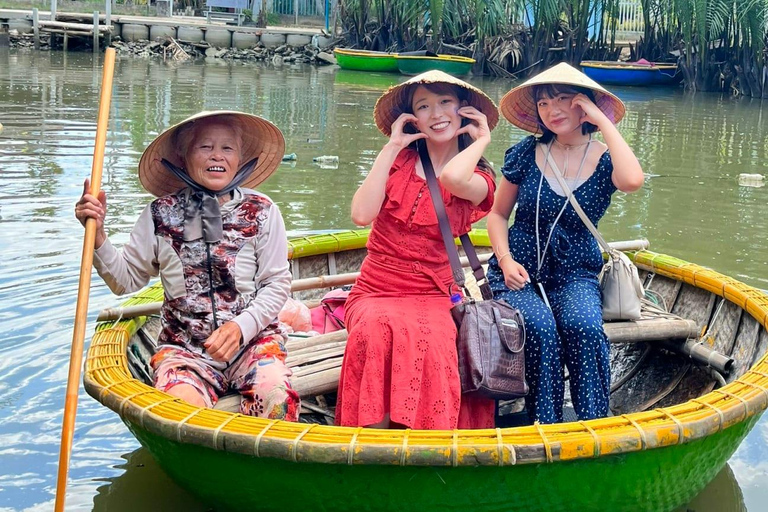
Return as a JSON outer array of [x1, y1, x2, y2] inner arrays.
[[487, 135, 617, 424]]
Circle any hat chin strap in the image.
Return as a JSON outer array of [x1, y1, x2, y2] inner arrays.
[[160, 157, 259, 243]]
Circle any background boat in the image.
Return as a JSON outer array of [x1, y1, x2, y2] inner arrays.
[[85, 230, 768, 512], [396, 52, 475, 76], [333, 48, 399, 73], [581, 60, 682, 86]]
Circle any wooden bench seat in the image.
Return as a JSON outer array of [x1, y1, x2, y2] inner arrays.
[[212, 316, 700, 412]]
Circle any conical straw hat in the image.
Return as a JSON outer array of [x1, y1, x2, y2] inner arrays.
[[138, 111, 285, 197], [499, 62, 626, 133], [374, 70, 499, 136]]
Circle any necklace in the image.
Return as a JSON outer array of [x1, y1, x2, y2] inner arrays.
[[553, 137, 590, 150]]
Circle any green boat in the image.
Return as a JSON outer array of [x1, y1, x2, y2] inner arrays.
[[85, 230, 768, 512], [333, 48, 399, 73], [396, 53, 476, 76]]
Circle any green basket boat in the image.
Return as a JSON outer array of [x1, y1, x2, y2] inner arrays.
[[85, 230, 768, 512], [396, 53, 475, 76], [333, 48, 399, 73]]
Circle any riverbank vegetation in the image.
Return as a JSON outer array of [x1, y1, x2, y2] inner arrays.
[[339, 0, 768, 97]]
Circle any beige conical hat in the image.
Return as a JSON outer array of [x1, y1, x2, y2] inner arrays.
[[499, 62, 626, 133], [374, 70, 499, 137], [138, 110, 285, 197]]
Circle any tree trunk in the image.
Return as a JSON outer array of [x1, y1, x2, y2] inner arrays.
[[256, 0, 267, 27]]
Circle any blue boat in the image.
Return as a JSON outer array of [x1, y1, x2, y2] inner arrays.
[[580, 60, 682, 86]]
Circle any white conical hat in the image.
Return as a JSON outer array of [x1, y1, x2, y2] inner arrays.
[[499, 62, 626, 133], [374, 70, 499, 136]]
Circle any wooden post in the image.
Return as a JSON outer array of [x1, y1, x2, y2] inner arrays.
[[63, 31, 68, 51], [33, 8, 40, 50], [50, 0, 58, 48], [105, 0, 112, 46], [0, 21, 9, 48], [93, 11, 99, 51]]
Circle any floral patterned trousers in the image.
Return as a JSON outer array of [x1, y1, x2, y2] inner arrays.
[[150, 334, 301, 420]]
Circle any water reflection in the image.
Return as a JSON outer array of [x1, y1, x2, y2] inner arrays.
[[0, 50, 767, 511], [93, 448, 209, 512], [675, 464, 746, 512]]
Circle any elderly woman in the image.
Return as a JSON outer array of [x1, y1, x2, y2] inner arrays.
[[75, 111, 300, 420]]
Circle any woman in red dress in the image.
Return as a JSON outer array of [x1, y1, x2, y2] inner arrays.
[[336, 71, 499, 429]]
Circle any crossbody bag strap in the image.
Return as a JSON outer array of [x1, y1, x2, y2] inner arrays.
[[545, 151, 613, 255], [418, 142, 492, 300], [418, 142, 466, 288]]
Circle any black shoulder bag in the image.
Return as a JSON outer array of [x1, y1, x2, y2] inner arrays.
[[418, 142, 528, 399]]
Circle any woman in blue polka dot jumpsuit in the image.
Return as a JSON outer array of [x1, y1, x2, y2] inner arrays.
[[486, 63, 645, 424]]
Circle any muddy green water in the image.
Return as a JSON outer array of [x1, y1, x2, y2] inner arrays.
[[0, 50, 766, 511]]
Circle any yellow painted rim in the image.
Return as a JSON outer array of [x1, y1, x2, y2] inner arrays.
[[396, 55, 476, 63], [333, 48, 399, 58]]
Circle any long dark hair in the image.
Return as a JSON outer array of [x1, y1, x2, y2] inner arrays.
[[400, 82, 494, 176], [531, 84, 598, 144]]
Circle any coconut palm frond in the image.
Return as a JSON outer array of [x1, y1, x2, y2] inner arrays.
[[487, 35, 524, 70]]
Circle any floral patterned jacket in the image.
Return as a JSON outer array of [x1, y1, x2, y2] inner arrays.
[[93, 188, 291, 365]]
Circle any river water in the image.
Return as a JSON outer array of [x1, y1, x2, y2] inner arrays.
[[0, 49, 766, 511]]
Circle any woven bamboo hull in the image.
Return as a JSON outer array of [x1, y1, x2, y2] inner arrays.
[[580, 61, 682, 86], [121, 416, 756, 512], [85, 230, 768, 512], [396, 55, 475, 76], [333, 48, 399, 72]]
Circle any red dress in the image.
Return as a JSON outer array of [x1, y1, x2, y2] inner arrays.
[[336, 149, 496, 430]]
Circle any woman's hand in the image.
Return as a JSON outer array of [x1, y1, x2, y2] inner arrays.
[[571, 93, 611, 129], [456, 106, 491, 145], [74, 178, 108, 248], [204, 321, 243, 362], [500, 257, 530, 291], [386, 113, 428, 150]]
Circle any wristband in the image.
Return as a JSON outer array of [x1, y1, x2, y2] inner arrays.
[[497, 252, 514, 264]]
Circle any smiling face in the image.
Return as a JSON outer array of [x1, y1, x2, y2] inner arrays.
[[409, 84, 463, 144], [182, 119, 242, 192], [535, 89, 585, 136]]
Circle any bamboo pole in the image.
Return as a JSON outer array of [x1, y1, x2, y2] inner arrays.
[[96, 253, 495, 321], [94, 239, 649, 323], [54, 47, 116, 512]]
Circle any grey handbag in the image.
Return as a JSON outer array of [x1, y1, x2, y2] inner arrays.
[[546, 151, 644, 321], [419, 143, 529, 399]]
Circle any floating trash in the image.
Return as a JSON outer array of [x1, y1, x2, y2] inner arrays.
[[306, 138, 322, 144], [282, 153, 297, 162], [738, 173, 765, 188], [313, 155, 339, 165]]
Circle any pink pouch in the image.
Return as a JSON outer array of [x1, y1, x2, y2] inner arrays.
[[310, 287, 351, 334]]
